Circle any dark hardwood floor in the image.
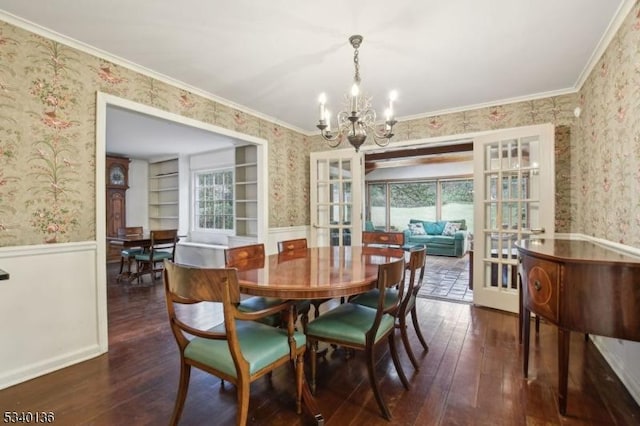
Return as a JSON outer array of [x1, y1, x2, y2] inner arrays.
[[1, 263, 639, 425]]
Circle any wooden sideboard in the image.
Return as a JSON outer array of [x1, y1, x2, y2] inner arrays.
[[516, 238, 640, 415]]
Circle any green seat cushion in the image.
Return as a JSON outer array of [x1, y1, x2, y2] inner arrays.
[[121, 248, 144, 257], [238, 296, 285, 312], [134, 251, 173, 261], [238, 296, 285, 327], [305, 303, 396, 346], [184, 320, 306, 378], [238, 297, 310, 327], [350, 288, 399, 311]]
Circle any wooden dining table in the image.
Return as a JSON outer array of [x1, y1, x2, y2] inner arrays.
[[107, 233, 151, 282], [234, 245, 404, 425]]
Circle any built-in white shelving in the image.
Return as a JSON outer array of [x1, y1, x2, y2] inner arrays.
[[235, 146, 258, 238], [149, 159, 179, 230]]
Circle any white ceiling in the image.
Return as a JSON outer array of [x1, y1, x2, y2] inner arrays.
[[105, 105, 239, 160], [0, 0, 630, 141]]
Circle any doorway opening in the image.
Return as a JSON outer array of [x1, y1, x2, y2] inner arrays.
[[95, 92, 268, 352]]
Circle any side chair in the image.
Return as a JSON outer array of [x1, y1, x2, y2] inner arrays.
[[117, 226, 144, 281], [362, 230, 405, 249], [162, 261, 306, 426], [351, 245, 429, 370], [305, 256, 409, 420], [134, 229, 177, 283], [276, 238, 328, 320], [225, 244, 310, 329]]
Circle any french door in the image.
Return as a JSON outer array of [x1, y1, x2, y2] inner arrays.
[[310, 149, 363, 247], [472, 124, 555, 313]]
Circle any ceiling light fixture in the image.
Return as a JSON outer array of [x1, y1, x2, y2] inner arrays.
[[316, 35, 398, 152]]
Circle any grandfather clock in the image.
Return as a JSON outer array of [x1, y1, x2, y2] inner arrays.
[[106, 155, 129, 238]]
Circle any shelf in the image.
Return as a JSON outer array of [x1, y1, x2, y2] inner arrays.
[[149, 202, 178, 206], [149, 216, 179, 220], [236, 199, 257, 203], [235, 180, 258, 185], [235, 162, 257, 168], [150, 187, 178, 192], [150, 172, 178, 179]]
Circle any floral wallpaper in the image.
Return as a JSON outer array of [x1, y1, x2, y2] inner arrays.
[[0, 19, 311, 246], [1, 0, 640, 249], [573, 1, 640, 247]]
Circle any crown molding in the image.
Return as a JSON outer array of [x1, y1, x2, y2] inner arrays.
[[396, 86, 577, 124], [0, 10, 309, 136], [573, 0, 637, 90], [2, 1, 634, 138]]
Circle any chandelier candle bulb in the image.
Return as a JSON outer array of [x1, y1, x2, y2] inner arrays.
[[351, 84, 359, 112], [325, 110, 331, 131], [318, 93, 326, 120]]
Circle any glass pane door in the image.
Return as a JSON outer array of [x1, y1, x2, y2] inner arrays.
[[473, 124, 555, 313], [310, 150, 363, 247]]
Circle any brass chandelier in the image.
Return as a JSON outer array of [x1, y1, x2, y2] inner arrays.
[[316, 35, 398, 152]]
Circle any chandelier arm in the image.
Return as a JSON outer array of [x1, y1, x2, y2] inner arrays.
[[369, 131, 392, 147], [319, 131, 343, 147]]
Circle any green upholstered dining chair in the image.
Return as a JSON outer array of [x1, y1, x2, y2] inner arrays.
[[117, 226, 144, 280], [351, 245, 428, 370], [134, 229, 177, 283], [306, 256, 410, 420], [162, 261, 306, 426], [225, 243, 310, 329]]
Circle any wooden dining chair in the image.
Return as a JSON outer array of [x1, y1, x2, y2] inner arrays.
[[117, 226, 144, 280], [362, 230, 405, 249], [225, 244, 310, 328], [134, 229, 177, 283], [276, 238, 307, 253], [276, 238, 328, 320], [306, 256, 410, 420], [162, 261, 306, 426], [351, 245, 429, 370]]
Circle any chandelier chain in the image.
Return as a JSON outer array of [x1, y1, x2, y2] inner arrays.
[[353, 47, 360, 84]]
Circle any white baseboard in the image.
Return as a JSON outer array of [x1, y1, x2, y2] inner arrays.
[[591, 336, 640, 406], [0, 344, 102, 390]]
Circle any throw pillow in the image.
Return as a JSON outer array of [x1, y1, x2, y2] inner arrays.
[[442, 221, 461, 236], [408, 222, 426, 235], [423, 221, 441, 235]]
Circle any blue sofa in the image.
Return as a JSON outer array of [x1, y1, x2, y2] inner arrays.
[[403, 219, 470, 257]]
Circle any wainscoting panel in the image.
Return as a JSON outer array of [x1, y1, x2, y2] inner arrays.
[[0, 242, 103, 390]]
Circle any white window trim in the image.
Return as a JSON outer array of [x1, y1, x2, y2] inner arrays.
[[192, 167, 236, 235]]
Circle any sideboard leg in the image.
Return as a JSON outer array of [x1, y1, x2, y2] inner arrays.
[[523, 307, 531, 378], [558, 328, 570, 415]]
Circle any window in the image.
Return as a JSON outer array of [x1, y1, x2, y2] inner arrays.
[[193, 168, 234, 232], [366, 178, 474, 233]]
